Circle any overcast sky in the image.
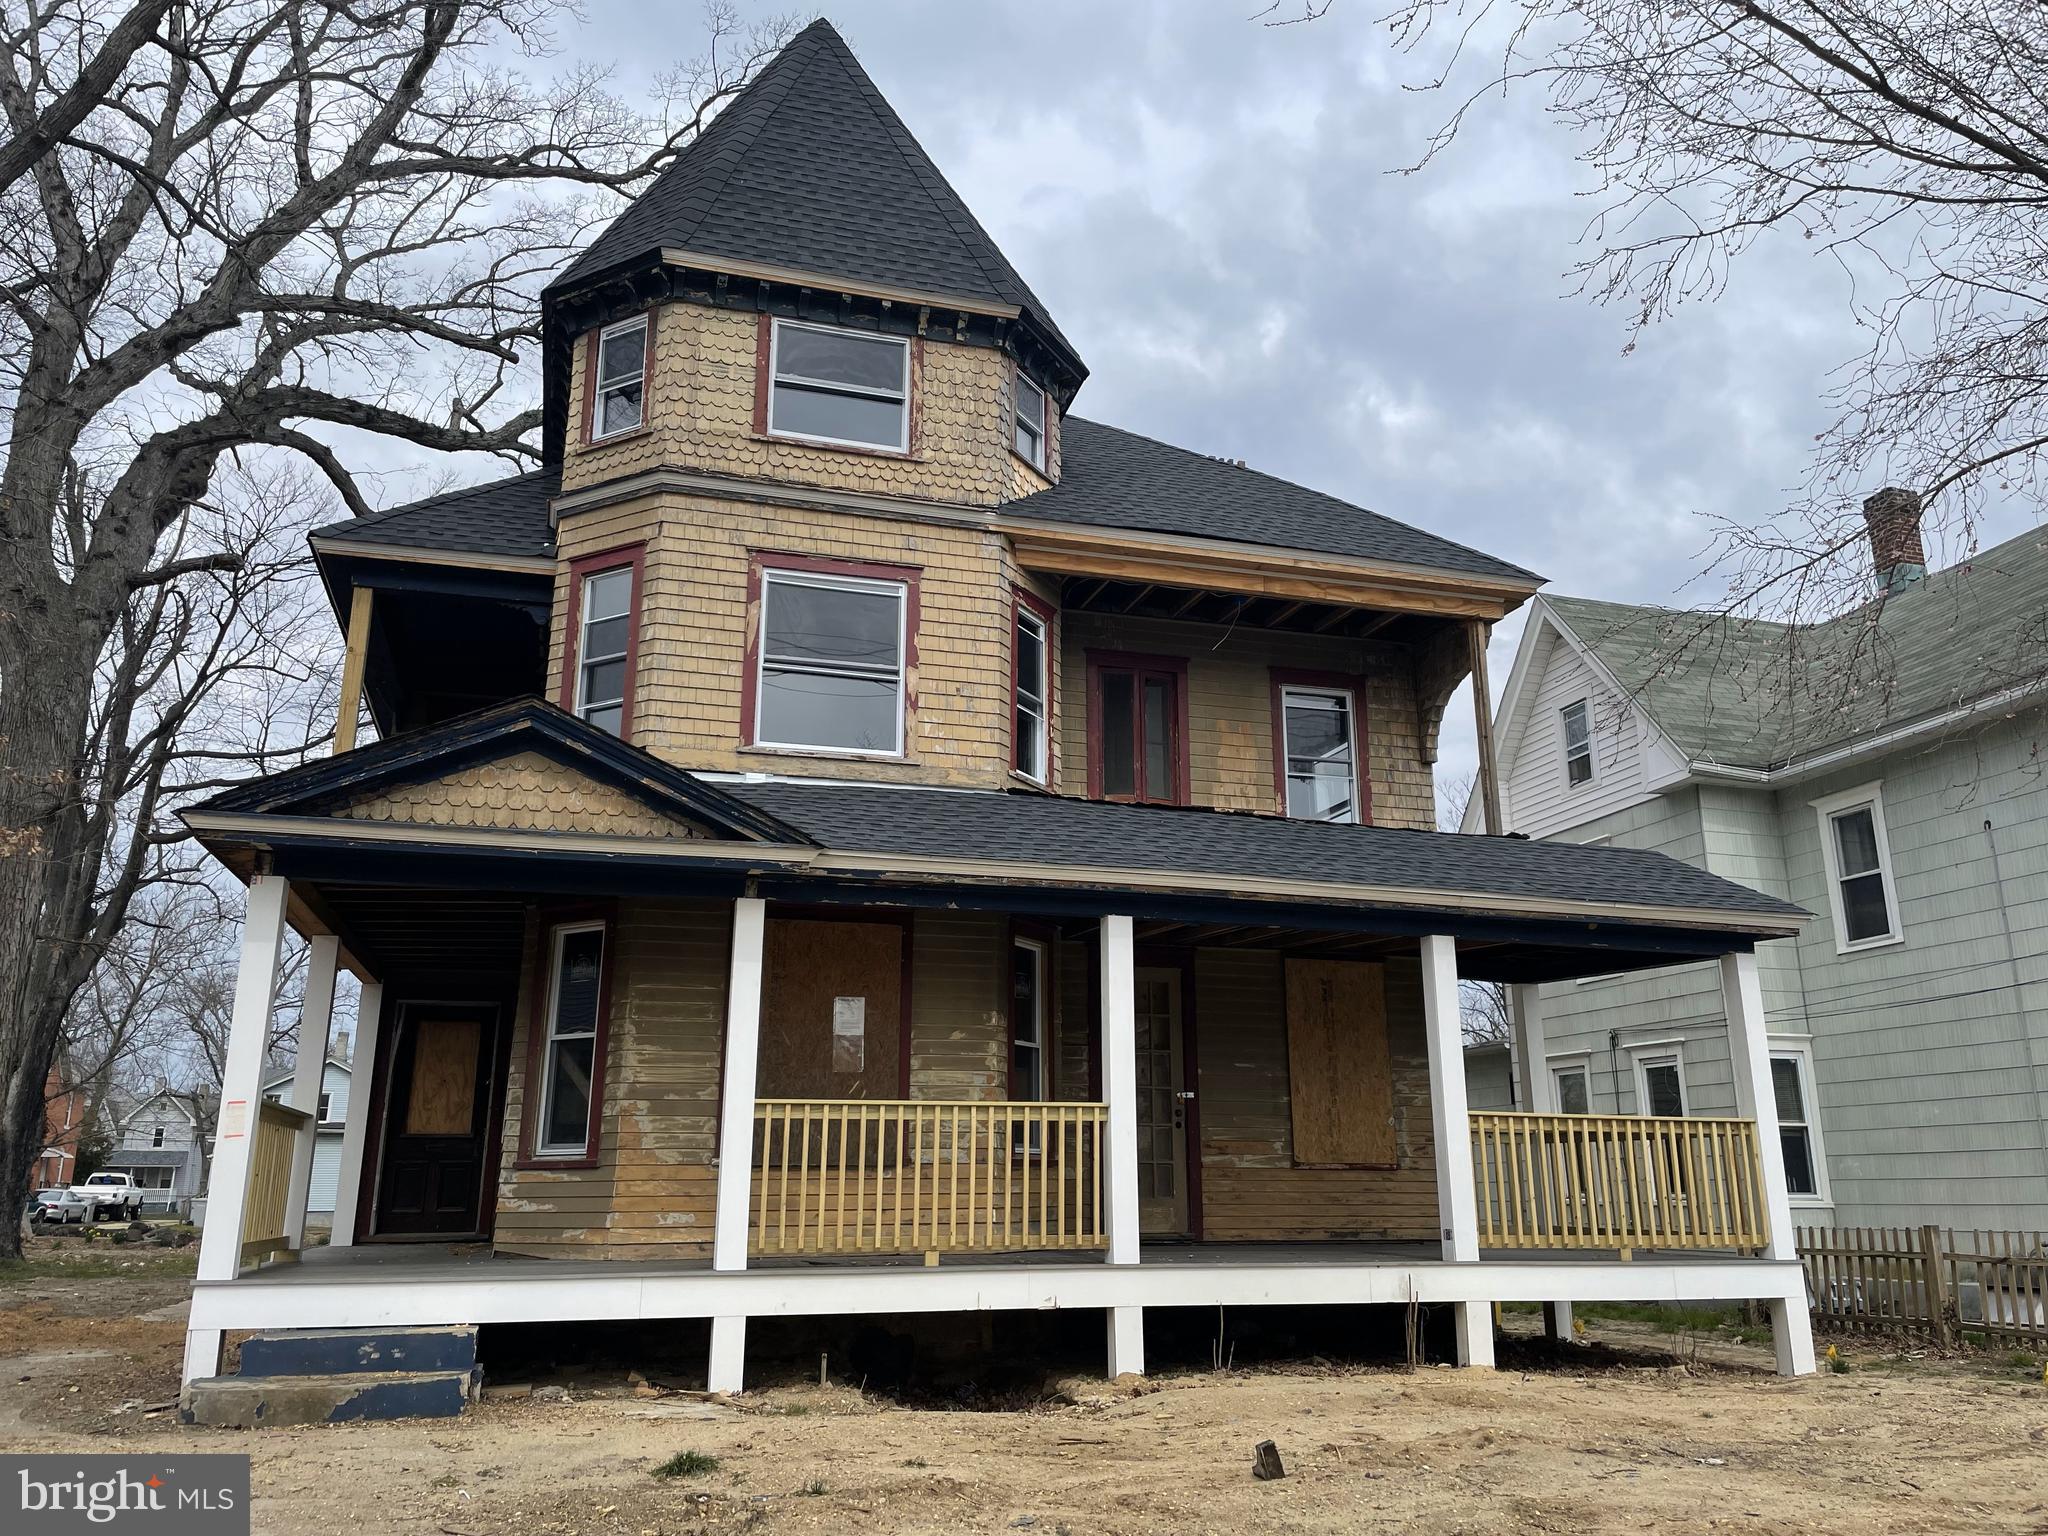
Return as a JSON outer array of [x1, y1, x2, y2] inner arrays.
[[536, 0, 2030, 800]]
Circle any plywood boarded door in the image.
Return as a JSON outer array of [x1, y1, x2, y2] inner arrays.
[[1283, 959, 1396, 1167], [376, 1004, 498, 1235]]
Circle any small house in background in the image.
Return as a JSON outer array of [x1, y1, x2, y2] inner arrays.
[[260, 1056, 352, 1224], [36, 1062, 87, 1190], [1468, 493, 2048, 1235], [102, 1088, 212, 1213]]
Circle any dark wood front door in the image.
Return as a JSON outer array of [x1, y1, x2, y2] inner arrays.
[[376, 1003, 499, 1236]]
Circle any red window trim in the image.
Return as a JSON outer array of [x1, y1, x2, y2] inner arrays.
[[752, 313, 924, 459], [559, 543, 646, 743], [1010, 586, 1056, 789], [740, 550, 923, 757], [1006, 919, 1058, 1102], [580, 310, 657, 448], [514, 903, 618, 1171], [1268, 667, 1373, 825], [1084, 649, 1192, 805]]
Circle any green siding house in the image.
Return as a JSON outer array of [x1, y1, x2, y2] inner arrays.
[[1469, 492, 2048, 1233]]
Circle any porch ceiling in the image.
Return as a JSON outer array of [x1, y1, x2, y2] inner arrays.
[[300, 883, 528, 984]]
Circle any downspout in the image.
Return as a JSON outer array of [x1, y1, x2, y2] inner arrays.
[[1607, 1028, 1622, 1112], [1980, 818, 2048, 1182]]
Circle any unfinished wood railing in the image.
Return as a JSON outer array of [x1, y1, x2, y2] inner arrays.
[[240, 1099, 310, 1267], [750, 1099, 1108, 1258], [1470, 1111, 1769, 1254]]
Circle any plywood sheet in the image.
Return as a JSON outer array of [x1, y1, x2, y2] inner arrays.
[[759, 918, 903, 1099], [405, 1015, 480, 1136], [1283, 959, 1395, 1166]]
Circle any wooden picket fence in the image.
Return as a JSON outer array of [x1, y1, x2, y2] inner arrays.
[[1797, 1225, 2048, 1349]]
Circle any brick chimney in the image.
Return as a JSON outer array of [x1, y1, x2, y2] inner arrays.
[[1862, 487, 1926, 595]]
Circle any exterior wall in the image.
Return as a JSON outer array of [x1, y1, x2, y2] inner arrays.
[[339, 752, 707, 839], [560, 301, 1056, 506], [1056, 612, 1438, 829], [1193, 950, 1440, 1242], [1465, 1044, 1515, 1111], [307, 1133, 343, 1214], [1499, 624, 1655, 838]]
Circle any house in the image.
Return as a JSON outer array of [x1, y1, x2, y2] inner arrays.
[[103, 1088, 210, 1212], [36, 1063, 87, 1190], [1466, 491, 2048, 1235], [260, 1055, 351, 1221], [174, 18, 1818, 1399]]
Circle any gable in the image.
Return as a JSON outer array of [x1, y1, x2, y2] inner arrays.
[[336, 751, 711, 840]]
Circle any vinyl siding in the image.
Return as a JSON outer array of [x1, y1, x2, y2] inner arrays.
[[1500, 627, 1655, 838]]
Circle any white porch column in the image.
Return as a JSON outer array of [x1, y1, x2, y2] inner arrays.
[[707, 1317, 747, 1396], [712, 897, 767, 1275], [328, 979, 382, 1249], [1512, 983, 1572, 1342], [283, 935, 340, 1247], [1421, 934, 1492, 1367], [184, 874, 291, 1388], [1100, 914, 1144, 1377], [1721, 950, 1817, 1377]]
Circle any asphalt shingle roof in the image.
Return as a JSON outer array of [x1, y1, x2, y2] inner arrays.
[[551, 19, 1082, 377], [727, 781, 1803, 923], [311, 469, 558, 561], [1013, 418, 1539, 584], [1546, 523, 2048, 769]]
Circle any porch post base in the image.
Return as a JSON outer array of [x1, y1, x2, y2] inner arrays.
[[181, 1327, 224, 1388], [1106, 1305, 1145, 1379], [1452, 1301, 1495, 1369], [1543, 1301, 1574, 1341], [1768, 1296, 1816, 1377], [707, 1315, 747, 1394]]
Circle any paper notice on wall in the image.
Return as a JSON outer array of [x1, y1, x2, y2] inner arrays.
[[832, 996, 866, 1073], [219, 1099, 248, 1139]]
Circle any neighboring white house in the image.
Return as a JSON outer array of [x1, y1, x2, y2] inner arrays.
[[1467, 491, 2048, 1233], [260, 1056, 351, 1218], [103, 1089, 211, 1212]]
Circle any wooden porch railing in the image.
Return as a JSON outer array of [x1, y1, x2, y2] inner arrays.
[[240, 1099, 310, 1267], [750, 1099, 1108, 1258], [1470, 1111, 1770, 1254]]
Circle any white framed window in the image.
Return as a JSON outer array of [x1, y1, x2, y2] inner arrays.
[[1013, 599, 1049, 784], [1013, 371, 1047, 469], [1812, 782, 1903, 952], [574, 566, 634, 736], [1630, 1044, 1688, 1117], [1280, 686, 1360, 823], [753, 566, 908, 756], [767, 319, 911, 451], [1010, 937, 1048, 1102], [1559, 698, 1594, 787], [537, 922, 606, 1157], [1769, 1037, 1830, 1204], [590, 316, 649, 441], [1549, 1059, 1591, 1114], [316, 1091, 332, 1123], [150, 1125, 164, 1149]]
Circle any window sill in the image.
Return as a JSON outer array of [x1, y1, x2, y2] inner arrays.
[[1009, 770, 1052, 792], [1832, 930, 1906, 957], [514, 1150, 601, 1172], [579, 424, 654, 453], [753, 430, 920, 462], [740, 743, 914, 766], [1009, 444, 1048, 477]]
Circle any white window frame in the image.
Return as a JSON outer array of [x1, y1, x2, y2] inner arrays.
[[767, 317, 911, 453], [1011, 937, 1048, 1103], [150, 1125, 164, 1149], [573, 565, 634, 732], [1768, 1035, 1832, 1207], [1559, 697, 1595, 789], [590, 316, 649, 442], [1811, 781, 1905, 954], [1278, 684, 1361, 824], [536, 920, 607, 1158], [1013, 371, 1047, 470], [1012, 600, 1050, 785], [316, 1090, 333, 1124], [1548, 1055, 1593, 1115], [751, 566, 909, 758], [1628, 1041, 1689, 1118]]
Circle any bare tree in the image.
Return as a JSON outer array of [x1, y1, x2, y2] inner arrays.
[[0, 0, 795, 1257], [1436, 770, 1513, 1045]]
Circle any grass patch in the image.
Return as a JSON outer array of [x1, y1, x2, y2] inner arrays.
[[1571, 1302, 1748, 1335], [653, 1451, 720, 1479], [0, 1247, 197, 1285]]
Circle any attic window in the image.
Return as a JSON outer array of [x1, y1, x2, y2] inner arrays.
[[1560, 698, 1594, 787], [1014, 372, 1047, 470], [590, 316, 649, 441], [768, 320, 910, 451]]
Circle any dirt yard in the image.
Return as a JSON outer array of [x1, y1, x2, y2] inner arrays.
[[5, 1238, 2048, 1534]]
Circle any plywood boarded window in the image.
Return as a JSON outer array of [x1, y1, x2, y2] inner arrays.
[[759, 917, 904, 1099], [1283, 959, 1395, 1167]]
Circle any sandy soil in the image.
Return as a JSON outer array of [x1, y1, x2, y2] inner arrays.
[[5, 1240, 2047, 1535]]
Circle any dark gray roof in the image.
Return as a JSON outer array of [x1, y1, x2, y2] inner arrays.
[[1015, 418, 1540, 584], [727, 782, 1802, 923], [1545, 522, 2048, 769], [311, 469, 557, 561], [551, 19, 1082, 378], [103, 1148, 191, 1170]]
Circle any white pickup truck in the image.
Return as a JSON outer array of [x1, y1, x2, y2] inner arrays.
[[69, 1171, 145, 1221]]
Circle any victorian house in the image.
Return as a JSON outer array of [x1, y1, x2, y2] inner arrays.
[[177, 20, 1815, 1408]]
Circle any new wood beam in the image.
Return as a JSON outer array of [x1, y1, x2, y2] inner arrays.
[[334, 586, 373, 755], [1468, 618, 1504, 835]]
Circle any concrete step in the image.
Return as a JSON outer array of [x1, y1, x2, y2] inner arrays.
[[236, 1324, 478, 1378], [181, 1367, 479, 1427]]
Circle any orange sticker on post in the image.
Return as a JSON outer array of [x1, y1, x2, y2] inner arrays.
[[218, 1099, 248, 1139]]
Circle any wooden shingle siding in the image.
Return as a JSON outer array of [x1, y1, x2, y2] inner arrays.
[[561, 303, 1054, 506], [1056, 612, 1437, 830], [339, 751, 705, 839], [1192, 949, 1440, 1241]]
